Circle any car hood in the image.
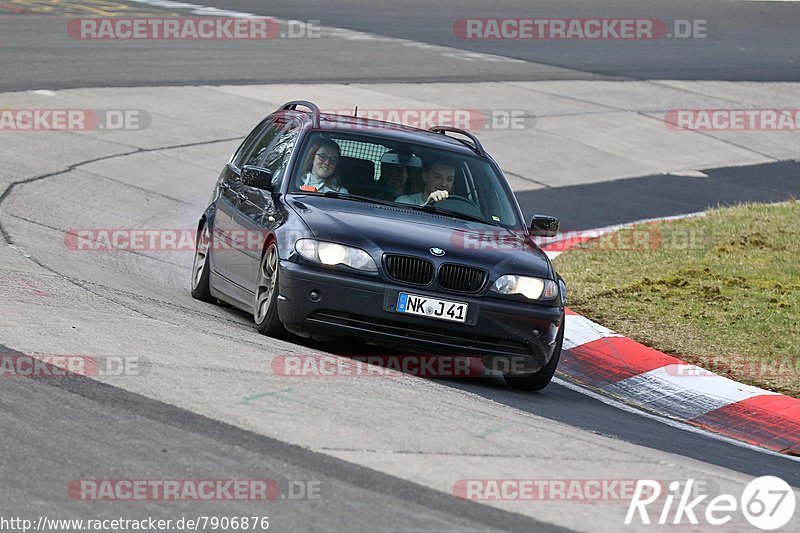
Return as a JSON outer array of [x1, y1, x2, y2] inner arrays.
[[288, 195, 553, 279]]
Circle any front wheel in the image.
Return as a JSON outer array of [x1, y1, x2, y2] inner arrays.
[[504, 319, 564, 391], [254, 243, 286, 337], [191, 220, 214, 303]]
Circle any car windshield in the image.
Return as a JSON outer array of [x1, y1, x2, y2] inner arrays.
[[290, 131, 523, 228]]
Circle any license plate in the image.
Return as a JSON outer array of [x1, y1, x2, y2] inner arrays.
[[396, 292, 468, 323]]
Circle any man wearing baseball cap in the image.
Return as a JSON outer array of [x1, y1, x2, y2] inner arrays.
[[378, 145, 422, 200]]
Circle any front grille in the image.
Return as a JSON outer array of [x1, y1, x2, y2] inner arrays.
[[438, 264, 487, 293], [384, 255, 434, 285]]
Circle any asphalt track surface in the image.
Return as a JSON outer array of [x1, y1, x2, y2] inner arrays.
[[2, 1, 800, 531], [517, 160, 800, 231], [0, 343, 564, 532], [206, 0, 800, 81], [1, 129, 799, 529], [1, 0, 799, 91]]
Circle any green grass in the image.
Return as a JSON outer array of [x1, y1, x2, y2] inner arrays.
[[554, 200, 800, 397]]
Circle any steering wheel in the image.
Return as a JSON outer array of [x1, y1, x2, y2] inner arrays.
[[433, 194, 482, 216]]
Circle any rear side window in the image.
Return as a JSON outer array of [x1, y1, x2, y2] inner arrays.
[[336, 138, 388, 180]]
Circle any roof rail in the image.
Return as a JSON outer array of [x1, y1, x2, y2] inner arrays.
[[428, 126, 485, 157], [280, 100, 321, 128]]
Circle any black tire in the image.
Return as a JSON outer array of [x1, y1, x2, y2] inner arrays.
[[254, 243, 287, 337], [504, 319, 565, 391], [190, 220, 214, 303]]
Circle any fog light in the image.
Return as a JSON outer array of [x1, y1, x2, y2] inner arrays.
[[309, 290, 321, 302], [531, 328, 541, 338]]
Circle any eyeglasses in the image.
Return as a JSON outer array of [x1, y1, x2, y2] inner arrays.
[[315, 153, 338, 165]]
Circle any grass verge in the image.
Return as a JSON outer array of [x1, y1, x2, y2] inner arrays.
[[554, 200, 800, 397]]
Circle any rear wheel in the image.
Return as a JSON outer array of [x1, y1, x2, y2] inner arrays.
[[504, 320, 564, 391], [254, 243, 286, 337], [190, 220, 214, 303]]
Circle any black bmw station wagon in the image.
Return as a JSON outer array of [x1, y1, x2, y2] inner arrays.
[[192, 101, 566, 390]]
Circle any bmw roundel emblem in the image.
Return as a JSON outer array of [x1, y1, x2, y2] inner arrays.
[[429, 247, 445, 256]]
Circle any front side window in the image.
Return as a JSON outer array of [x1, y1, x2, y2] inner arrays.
[[259, 117, 301, 186], [237, 113, 301, 187], [232, 118, 273, 169], [289, 132, 522, 229], [243, 121, 282, 169]]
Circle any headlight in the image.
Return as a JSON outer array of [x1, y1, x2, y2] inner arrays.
[[493, 274, 558, 300], [295, 239, 377, 272]]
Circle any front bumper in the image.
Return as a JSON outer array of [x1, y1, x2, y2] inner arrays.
[[277, 261, 564, 373]]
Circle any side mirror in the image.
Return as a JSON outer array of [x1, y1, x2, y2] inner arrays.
[[241, 165, 274, 191], [529, 215, 559, 237]]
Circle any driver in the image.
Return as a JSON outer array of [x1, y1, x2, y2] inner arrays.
[[395, 157, 455, 205]]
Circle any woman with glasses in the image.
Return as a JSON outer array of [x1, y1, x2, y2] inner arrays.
[[300, 139, 348, 194]]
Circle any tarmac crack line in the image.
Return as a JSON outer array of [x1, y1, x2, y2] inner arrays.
[[79, 167, 197, 206], [0, 135, 255, 339], [7, 213, 190, 269], [502, 170, 552, 189], [316, 447, 660, 463], [0, 135, 242, 245], [651, 110, 782, 161], [501, 80, 783, 163]]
